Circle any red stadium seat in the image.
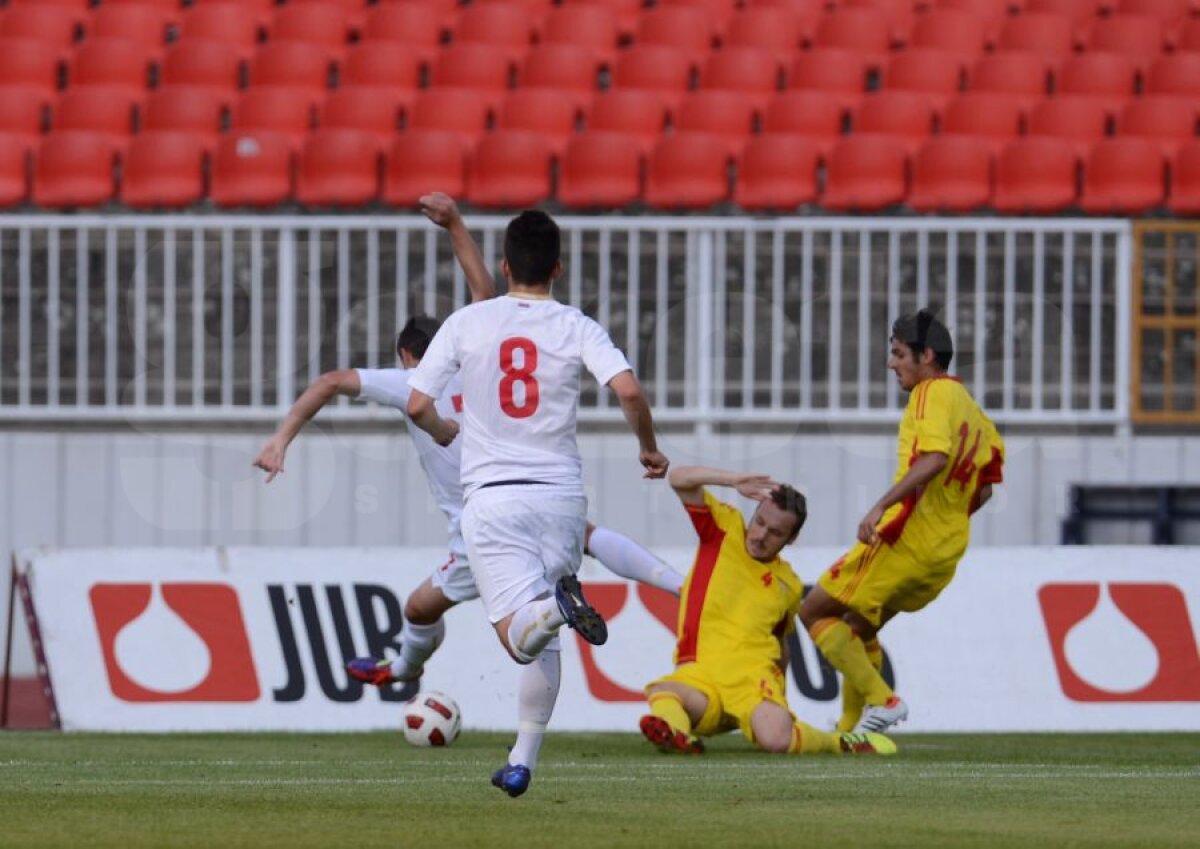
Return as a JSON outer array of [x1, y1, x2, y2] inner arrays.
[[51, 87, 138, 152], [908, 135, 993, 211], [1145, 53, 1200, 100], [788, 49, 869, 113], [662, 0, 740, 35], [941, 93, 1026, 153], [378, 0, 460, 37], [821, 134, 908, 210], [161, 39, 243, 97], [842, 0, 920, 47], [762, 90, 847, 156], [745, 0, 825, 21], [1169, 140, 1200, 214], [231, 88, 316, 152], [1028, 96, 1112, 157], [0, 140, 29, 207], [211, 131, 294, 207], [497, 88, 582, 159], [1176, 18, 1200, 52], [68, 39, 154, 98], [477, 0, 556, 33], [611, 45, 697, 112], [141, 87, 227, 153], [734, 134, 821, 209], [1, 4, 80, 53], [564, 0, 644, 40], [540, 5, 620, 66], [1117, 96, 1199, 158], [644, 133, 731, 209], [296, 128, 381, 207], [909, 9, 991, 58], [179, 4, 262, 61], [429, 45, 515, 111], [0, 38, 61, 98], [724, 7, 810, 62], [558, 131, 643, 209], [250, 42, 332, 103], [1057, 53, 1138, 114], [320, 87, 402, 152], [998, 14, 1077, 63], [675, 90, 759, 158], [587, 90, 671, 155], [934, 0, 1010, 28], [1117, 0, 1190, 21], [1080, 137, 1165, 212], [267, 3, 352, 63], [8, 0, 90, 18], [120, 131, 206, 209], [852, 91, 937, 154], [1025, 0, 1106, 36], [361, 2, 440, 62], [33, 131, 118, 208], [466, 130, 553, 208], [968, 51, 1052, 108], [699, 48, 784, 110], [635, 6, 717, 60], [519, 46, 603, 113], [0, 86, 48, 153], [127, 0, 193, 28], [992, 137, 1079, 212], [384, 129, 469, 205], [291, 0, 371, 33], [339, 43, 423, 112], [454, 4, 536, 64], [87, 4, 172, 58], [408, 88, 495, 147], [813, 10, 892, 70], [882, 49, 967, 113], [1084, 15, 1167, 71]]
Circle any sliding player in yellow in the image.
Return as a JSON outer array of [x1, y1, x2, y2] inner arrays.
[[800, 308, 1005, 734], [640, 464, 895, 757]]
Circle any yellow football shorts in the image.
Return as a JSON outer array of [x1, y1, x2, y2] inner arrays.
[[818, 537, 959, 627], [647, 660, 793, 744]]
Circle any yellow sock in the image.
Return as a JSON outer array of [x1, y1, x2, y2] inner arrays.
[[836, 638, 885, 732], [648, 691, 693, 736], [787, 720, 841, 755], [811, 618, 893, 707]]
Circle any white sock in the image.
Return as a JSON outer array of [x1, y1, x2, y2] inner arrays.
[[505, 598, 565, 663], [588, 526, 685, 596], [508, 643, 560, 770], [389, 619, 445, 680]]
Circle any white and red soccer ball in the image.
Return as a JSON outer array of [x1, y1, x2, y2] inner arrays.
[[403, 691, 463, 747]]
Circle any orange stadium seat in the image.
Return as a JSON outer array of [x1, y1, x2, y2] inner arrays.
[[454, 3, 537, 64], [1169, 140, 1200, 214], [1057, 53, 1138, 114], [563, 0, 644, 40], [0, 86, 48, 152], [68, 39, 154, 97], [211, 130, 294, 207], [992, 137, 1079, 212], [724, 7, 810, 61], [360, 2, 441, 62], [882, 49, 967, 113], [231, 88, 316, 152], [558, 131, 644, 208], [120, 131, 207, 209], [788, 49, 869, 113], [611, 45, 697, 112], [998, 14, 1077, 63], [909, 11, 992, 60], [140, 87, 227, 153], [1145, 53, 1200, 100], [519, 46, 603, 113], [539, 5, 621, 66], [320, 87, 402, 152], [675, 90, 760, 158], [644, 133, 731, 209], [467, 129, 553, 208], [587, 90, 671, 155], [291, 0, 371, 33], [813, 10, 892, 70], [51, 87, 138, 152], [821, 134, 908, 210], [852, 91, 937, 154], [408, 87, 495, 147], [941, 93, 1026, 153], [250, 42, 332, 103], [1028, 96, 1112, 156], [384, 129, 469, 205], [1080, 137, 1165, 212], [497, 88, 582, 158], [762, 90, 847, 156], [267, 3, 352, 63], [339, 43, 424, 112], [33, 131, 118, 208], [296, 128, 381, 207], [1084, 15, 1167, 71], [1117, 0, 1190, 21], [0, 141, 29, 207], [87, 4, 172, 58], [699, 47, 785, 109], [1117, 96, 1199, 158], [429, 45, 516, 110], [0, 38, 61, 98], [734, 133, 821, 209], [0, 4, 80, 53], [968, 51, 1052, 108], [635, 6, 718, 60], [160, 39, 243, 97], [908, 135, 994, 211], [179, 3, 262, 61]]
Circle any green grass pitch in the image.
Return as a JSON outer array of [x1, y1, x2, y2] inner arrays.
[[1, 731, 1197, 848]]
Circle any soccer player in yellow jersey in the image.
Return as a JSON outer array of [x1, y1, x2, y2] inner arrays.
[[640, 464, 896, 757], [800, 308, 1005, 734]]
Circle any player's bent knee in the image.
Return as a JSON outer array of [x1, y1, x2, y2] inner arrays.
[[755, 733, 792, 755]]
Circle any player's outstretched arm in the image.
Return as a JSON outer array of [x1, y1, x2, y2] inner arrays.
[[407, 389, 460, 447], [667, 466, 778, 507], [607, 370, 668, 478], [856, 451, 949, 543], [419, 192, 495, 303], [253, 370, 362, 482]]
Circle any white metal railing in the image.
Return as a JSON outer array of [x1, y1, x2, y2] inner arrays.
[[0, 214, 1132, 427]]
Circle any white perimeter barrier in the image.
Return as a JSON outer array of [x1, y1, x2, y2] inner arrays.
[[8, 546, 1200, 733]]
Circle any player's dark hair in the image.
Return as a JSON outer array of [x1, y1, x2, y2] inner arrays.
[[771, 484, 807, 542], [395, 315, 442, 360], [503, 209, 560, 285], [891, 306, 954, 370]]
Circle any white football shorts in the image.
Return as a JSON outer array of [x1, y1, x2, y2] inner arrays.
[[429, 552, 480, 604]]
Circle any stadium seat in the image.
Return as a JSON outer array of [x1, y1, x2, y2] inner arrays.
[[1026, 0, 1107, 37], [453, 4, 537, 65], [675, 91, 759, 158], [821, 134, 908, 210], [992, 137, 1079, 212], [882, 49, 967, 113], [564, 0, 644, 40], [407, 88, 495, 147], [384, 129, 469, 205], [699, 48, 785, 110], [635, 7, 718, 60], [934, 0, 1010, 38], [138, 0, 202, 28], [249, 42, 332, 104], [1145, 53, 1200, 100], [477, 0, 556, 32], [745, 0, 826, 21], [724, 7, 810, 62], [1028, 96, 1112, 157], [644, 133, 731, 209], [211, 130, 294, 207], [1080, 137, 1165, 212], [813, 9, 892, 71], [788, 49, 869, 113], [320, 88, 402, 153], [1084, 15, 1167, 72], [908, 135, 993, 211], [291, 0, 371, 33], [852, 91, 937, 155], [1117, 0, 1190, 21], [0, 140, 29, 207], [519, 46, 603, 113], [33, 131, 118, 208], [940, 93, 1026, 153], [120, 131, 206, 209], [909, 10, 992, 59], [842, 0, 920, 47], [968, 51, 1052, 108], [140, 87, 227, 154], [497, 88, 582, 159], [267, 3, 352, 63], [429, 45, 516, 111], [160, 39, 244, 97], [179, 3, 262, 61], [68, 39, 154, 98], [1169, 140, 1200, 214], [734, 134, 821, 209], [0, 38, 60, 98], [231, 88, 316, 152], [587, 90, 671, 155], [1117, 95, 1199, 158], [611, 45, 697, 112], [0, 86, 48, 153], [0, 4, 80, 53], [558, 131, 644, 209], [1057, 53, 1138, 115], [539, 5, 620, 66], [662, 0, 740, 35], [8, 0, 90, 21], [998, 14, 1077, 63], [339, 43, 423, 112], [360, 2, 440, 62], [51, 87, 138, 152], [296, 128, 381, 207], [466, 129, 553, 208], [762, 90, 847, 156], [87, 4, 171, 58], [1176, 18, 1200, 52]]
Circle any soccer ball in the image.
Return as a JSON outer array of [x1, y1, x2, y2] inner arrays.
[[403, 691, 462, 747]]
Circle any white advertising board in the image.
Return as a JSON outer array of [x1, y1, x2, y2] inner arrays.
[[14, 545, 1200, 732]]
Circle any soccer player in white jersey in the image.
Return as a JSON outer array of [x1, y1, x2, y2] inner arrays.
[[406, 209, 668, 798]]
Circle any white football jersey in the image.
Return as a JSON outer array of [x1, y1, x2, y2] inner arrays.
[[408, 294, 632, 495], [355, 368, 466, 557]]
